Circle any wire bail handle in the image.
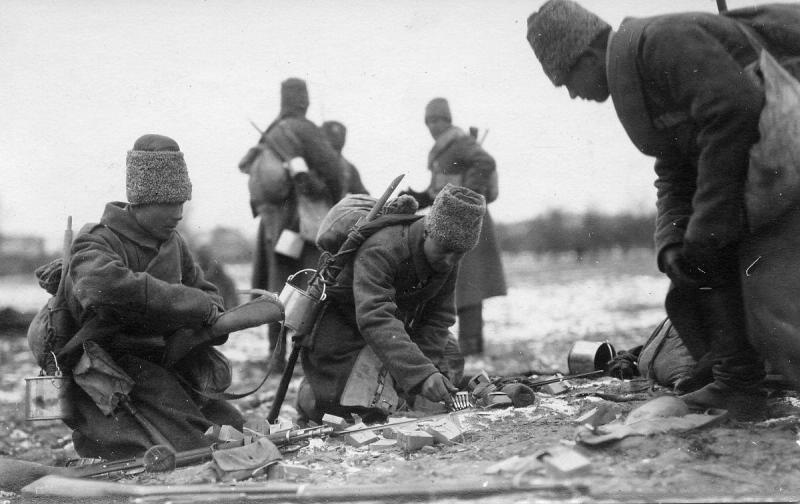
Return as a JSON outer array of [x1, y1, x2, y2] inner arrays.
[[288, 268, 326, 301]]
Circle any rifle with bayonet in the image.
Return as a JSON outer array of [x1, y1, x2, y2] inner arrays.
[[0, 408, 475, 491], [82, 407, 471, 477]]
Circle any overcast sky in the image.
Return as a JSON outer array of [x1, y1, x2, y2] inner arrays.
[[0, 0, 774, 251]]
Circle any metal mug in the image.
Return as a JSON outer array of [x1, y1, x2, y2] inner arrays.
[[25, 356, 73, 421], [279, 269, 325, 334], [274, 229, 304, 259], [567, 341, 616, 374]]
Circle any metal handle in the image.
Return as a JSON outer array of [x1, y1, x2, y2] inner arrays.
[[287, 269, 326, 301]]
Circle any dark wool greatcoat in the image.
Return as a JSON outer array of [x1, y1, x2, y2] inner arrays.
[[301, 219, 458, 412], [339, 155, 369, 198], [607, 5, 800, 385], [62, 202, 242, 459], [420, 126, 506, 309], [250, 105, 344, 295]]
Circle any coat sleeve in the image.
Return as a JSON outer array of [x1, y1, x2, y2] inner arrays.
[[641, 21, 762, 257], [456, 136, 496, 199], [653, 155, 694, 269], [352, 237, 441, 393], [410, 270, 457, 366], [69, 231, 217, 335]]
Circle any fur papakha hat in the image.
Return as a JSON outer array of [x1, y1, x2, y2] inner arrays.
[[281, 77, 309, 113], [526, 0, 610, 86], [425, 184, 486, 253], [425, 97, 452, 123], [126, 134, 192, 205]]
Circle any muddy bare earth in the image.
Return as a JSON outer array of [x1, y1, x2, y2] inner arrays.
[[2, 251, 800, 503]]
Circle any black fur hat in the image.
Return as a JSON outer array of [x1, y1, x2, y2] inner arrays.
[[527, 0, 610, 86]]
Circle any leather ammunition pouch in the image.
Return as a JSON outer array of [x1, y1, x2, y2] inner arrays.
[[340, 345, 398, 415]]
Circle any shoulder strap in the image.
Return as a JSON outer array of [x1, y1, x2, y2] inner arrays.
[[263, 120, 303, 162], [357, 214, 423, 241], [176, 341, 281, 401]]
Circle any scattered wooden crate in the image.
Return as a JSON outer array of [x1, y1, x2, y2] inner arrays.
[[397, 430, 435, 452], [343, 423, 380, 447], [423, 418, 463, 445]]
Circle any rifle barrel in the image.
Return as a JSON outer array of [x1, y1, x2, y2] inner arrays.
[[527, 370, 604, 387]]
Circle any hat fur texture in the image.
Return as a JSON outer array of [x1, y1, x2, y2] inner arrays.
[[527, 0, 610, 86], [425, 97, 452, 123], [126, 134, 192, 205], [281, 78, 309, 115], [425, 184, 486, 253]]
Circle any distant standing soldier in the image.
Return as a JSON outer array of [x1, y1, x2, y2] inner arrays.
[[239, 78, 344, 372], [321, 120, 370, 197], [401, 98, 506, 356], [524, 0, 800, 414]]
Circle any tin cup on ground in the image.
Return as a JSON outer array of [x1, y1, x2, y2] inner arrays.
[[567, 341, 616, 374]]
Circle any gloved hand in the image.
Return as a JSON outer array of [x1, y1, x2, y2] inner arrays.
[[421, 372, 458, 407], [662, 246, 704, 288], [681, 241, 738, 288], [163, 327, 215, 368], [205, 298, 225, 327], [606, 351, 640, 379]]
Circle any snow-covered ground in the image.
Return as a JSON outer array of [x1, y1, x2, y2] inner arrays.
[[218, 250, 668, 369], [0, 250, 668, 371]]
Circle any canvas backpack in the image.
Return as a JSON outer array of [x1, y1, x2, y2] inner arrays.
[[28, 257, 79, 375], [315, 194, 422, 256]]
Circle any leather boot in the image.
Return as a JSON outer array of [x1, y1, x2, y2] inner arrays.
[[294, 378, 320, 426], [678, 269, 765, 420], [457, 303, 483, 356], [680, 381, 766, 420]]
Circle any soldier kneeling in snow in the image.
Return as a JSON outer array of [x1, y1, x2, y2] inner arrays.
[[53, 135, 275, 459], [297, 184, 486, 424]]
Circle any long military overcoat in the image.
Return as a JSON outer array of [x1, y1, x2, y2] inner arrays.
[[607, 5, 800, 385], [301, 218, 458, 412], [421, 126, 506, 309], [62, 202, 241, 458]]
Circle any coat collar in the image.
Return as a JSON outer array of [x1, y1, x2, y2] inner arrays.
[[428, 125, 466, 167], [100, 202, 166, 250], [409, 218, 434, 281], [607, 19, 677, 158]]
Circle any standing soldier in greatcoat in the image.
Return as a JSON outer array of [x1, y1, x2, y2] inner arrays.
[[240, 78, 344, 372], [401, 98, 506, 356], [525, 0, 800, 416]]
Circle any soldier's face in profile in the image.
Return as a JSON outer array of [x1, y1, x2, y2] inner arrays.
[[563, 50, 609, 102], [131, 202, 184, 241], [423, 235, 464, 273]]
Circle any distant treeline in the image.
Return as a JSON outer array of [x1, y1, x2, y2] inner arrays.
[[495, 209, 656, 255], [1, 210, 658, 275]]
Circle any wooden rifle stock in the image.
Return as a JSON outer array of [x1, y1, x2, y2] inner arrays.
[[23, 474, 585, 500]]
